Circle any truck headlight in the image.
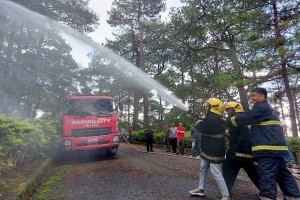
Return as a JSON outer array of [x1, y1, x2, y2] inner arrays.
[[64, 140, 72, 149], [113, 136, 119, 144]]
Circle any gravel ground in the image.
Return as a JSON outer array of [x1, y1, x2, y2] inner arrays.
[[30, 142, 300, 200]]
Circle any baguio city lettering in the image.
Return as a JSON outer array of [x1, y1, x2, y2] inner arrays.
[[71, 118, 111, 125]]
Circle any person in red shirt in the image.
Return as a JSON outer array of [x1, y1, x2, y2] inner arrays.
[[176, 121, 185, 155]]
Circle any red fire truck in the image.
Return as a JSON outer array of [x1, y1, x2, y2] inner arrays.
[[62, 95, 120, 156]]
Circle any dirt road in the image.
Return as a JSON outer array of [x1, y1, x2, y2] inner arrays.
[[30, 143, 280, 200]]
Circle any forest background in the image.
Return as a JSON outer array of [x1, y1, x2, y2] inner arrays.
[[0, 0, 299, 195]]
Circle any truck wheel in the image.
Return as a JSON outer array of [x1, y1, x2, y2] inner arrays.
[[105, 147, 118, 156], [54, 141, 70, 163]]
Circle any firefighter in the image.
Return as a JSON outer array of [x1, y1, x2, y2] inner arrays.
[[222, 101, 259, 199], [225, 88, 300, 200], [189, 98, 230, 200]]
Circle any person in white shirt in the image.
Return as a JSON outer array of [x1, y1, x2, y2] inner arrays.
[[169, 123, 177, 153]]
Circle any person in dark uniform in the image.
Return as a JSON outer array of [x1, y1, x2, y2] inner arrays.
[[222, 101, 259, 199], [164, 124, 171, 152], [189, 98, 230, 200], [225, 88, 300, 200], [145, 124, 154, 152], [128, 127, 133, 144]]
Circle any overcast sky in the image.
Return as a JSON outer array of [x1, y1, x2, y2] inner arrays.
[[87, 0, 184, 44], [71, 0, 183, 67]]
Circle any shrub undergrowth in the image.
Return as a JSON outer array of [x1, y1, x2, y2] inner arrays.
[[0, 114, 61, 175]]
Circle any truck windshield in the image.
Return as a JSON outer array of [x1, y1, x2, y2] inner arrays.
[[64, 99, 115, 116]]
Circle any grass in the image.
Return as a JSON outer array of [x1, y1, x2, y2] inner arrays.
[[31, 165, 68, 200], [0, 160, 43, 199]]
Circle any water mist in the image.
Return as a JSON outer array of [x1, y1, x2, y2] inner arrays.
[[0, 0, 189, 112]]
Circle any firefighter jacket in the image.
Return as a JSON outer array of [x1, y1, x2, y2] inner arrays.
[[195, 112, 225, 164], [226, 121, 253, 161], [225, 100, 288, 158]]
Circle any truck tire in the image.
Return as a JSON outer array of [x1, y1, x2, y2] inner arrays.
[[105, 147, 118, 156], [54, 141, 70, 163]]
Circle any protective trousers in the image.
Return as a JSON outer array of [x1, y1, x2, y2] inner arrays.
[[257, 156, 300, 200], [222, 157, 259, 197]]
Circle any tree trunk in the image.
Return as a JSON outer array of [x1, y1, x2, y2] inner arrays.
[[131, 28, 140, 131], [158, 97, 163, 131], [229, 47, 249, 111], [132, 93, 140, 131], [292, 89, 300, 134], [137, 7, 149, 127], [190, 66, 196, 112], [272, 0, 298, 137], [180, 68, 185, 103], [143, 94, 150, 127], [127, 98, 131, 127]]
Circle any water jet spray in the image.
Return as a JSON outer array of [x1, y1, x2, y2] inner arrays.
[[0, 0, 189, 112]]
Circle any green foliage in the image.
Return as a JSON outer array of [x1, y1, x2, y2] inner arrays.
[[0, 114, 61, 175], [26, 116, 62, 156], [288, 137, 300, 155], [0, 115, 34, 156], [118, 121, 130, 130], [10, 0, 99, 34], [132, 130, 146, 143], [131, 129, 192, 147], [132, 129, 166, 144], [0, 179, 9, 196], [0, 0, 99, 118], [184, 133, 192, 148], [164, 107, 195, 130], [153, 131, 164, 144], [33, 165, 67, 200]]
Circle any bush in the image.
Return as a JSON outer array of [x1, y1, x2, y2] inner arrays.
[[0, 114, 61, 175], [130, 129, 191, 147], [185, 133, 192, 148], [288, 137, 300, 155], [153, 131, 164, 144], [132, 130, 146, 143]]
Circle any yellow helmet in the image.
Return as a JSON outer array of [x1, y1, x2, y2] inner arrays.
[[225, 101, 244, 113], [206, 98, 224, 115]]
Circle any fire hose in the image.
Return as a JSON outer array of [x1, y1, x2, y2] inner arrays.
[[119, 131, 200, 159]]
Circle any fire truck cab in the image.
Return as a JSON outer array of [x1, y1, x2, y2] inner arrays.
[[62, 95, 120, 156]]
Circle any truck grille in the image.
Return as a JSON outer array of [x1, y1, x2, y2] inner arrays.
[[72, 128, 112, 137], [75, 140, 110, 147]]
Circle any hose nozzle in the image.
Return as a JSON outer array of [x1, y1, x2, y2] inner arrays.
[[187, 108, 200, 121], [187, 109, 193, 115]]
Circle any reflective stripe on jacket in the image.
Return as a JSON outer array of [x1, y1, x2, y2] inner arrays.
[[226, 118, 253, 161], [195, 112, 225, 163], [225, 100, 288, 158]]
